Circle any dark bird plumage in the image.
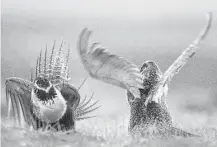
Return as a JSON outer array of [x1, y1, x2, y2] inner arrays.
[[5, 41, 100, 131], [127, 61, 196, 137], [77, 13, 212, 138]]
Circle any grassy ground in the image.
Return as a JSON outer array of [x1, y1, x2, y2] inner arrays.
[[1, 113, 217, 147], [1, 88, 217, 147]]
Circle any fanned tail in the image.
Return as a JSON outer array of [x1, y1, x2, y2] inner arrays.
[[36, 40, 71, 83], [48, 40, 56, 79]]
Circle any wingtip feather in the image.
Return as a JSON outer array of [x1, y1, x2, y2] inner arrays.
[[78, 28, 92, 55]]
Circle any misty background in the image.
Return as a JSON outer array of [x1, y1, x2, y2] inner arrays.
[[1, 0, 217, 130]]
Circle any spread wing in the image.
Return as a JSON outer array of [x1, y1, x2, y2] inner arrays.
[[162, 12, 213, 86], [145, 12, 213, 105], [5, 77, 37, 128], [55, 83, 100, 121], [77, 28, 144, 99]]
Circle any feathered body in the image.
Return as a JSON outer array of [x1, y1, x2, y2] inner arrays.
[[5, 41, 100, 131], [127, 61, 170, 133], [127, 61, 195, 137], [77, 12, 212, 138]]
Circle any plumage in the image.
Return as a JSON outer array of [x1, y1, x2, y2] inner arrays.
[[77, 28, 144, 100], [5, 41, 100, 131], [126, 61, 197, 137], [77, 13, 212, 137]]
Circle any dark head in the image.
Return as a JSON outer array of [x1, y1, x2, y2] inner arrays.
[[34, 77, 57, 102], [127, 61, 162, 105], [35, 77, 51, 89], [139, 61, 162, 95]]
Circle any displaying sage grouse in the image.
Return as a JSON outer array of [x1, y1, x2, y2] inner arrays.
[[5, 41, 100, 131], [77, 13, 212, 137]]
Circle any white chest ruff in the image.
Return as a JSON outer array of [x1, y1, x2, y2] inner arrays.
[[31, 87, 67, 123]]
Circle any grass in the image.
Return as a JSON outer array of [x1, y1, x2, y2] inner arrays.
[[1, 78, 217, 147], [1, 88, 217, 147], [1, 114, 217, 147]]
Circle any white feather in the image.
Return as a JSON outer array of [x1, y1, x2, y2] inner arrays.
[[34, 82, 52, 92], [31, 87, 67, 123]]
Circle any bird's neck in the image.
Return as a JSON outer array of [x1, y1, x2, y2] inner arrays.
[[33, 86, 56, 102], [31, 87, 67, 123]]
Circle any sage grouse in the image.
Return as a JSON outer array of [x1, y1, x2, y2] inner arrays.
[[77, 13, 212, 137], [5, 41, 100, 131]]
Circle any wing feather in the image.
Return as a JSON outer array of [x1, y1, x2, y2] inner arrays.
[[5, 77, 35, 127], [10, 92, 18, 124], [162, 12, 213, 86], [77, 28, 144, 99], [145, 13, 213, 105], [12, 93, 22, 125]]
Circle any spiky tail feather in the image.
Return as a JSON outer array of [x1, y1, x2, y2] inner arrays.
[[75, 93, 101, 121], [36, 40, 71, 83]]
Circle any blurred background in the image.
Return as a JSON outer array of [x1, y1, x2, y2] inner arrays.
[[1, 0, 217, 131]]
